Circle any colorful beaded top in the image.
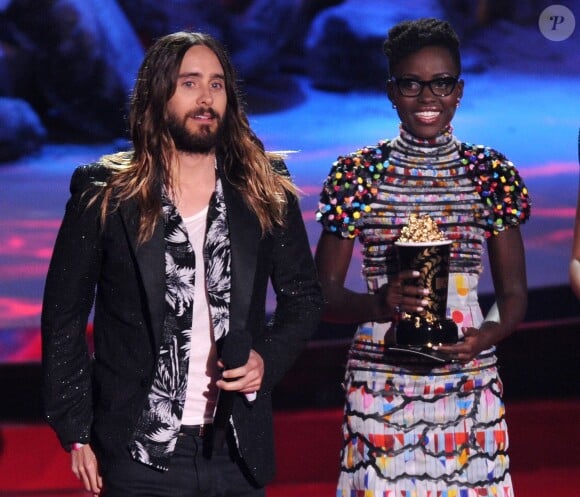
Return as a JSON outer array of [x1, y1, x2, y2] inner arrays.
[[316, 128, 531, 240], [316, 127, 531, 282]]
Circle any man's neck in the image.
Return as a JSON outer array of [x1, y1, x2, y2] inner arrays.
[[173, 151, 216, 185], [170, 151, 217, 217]]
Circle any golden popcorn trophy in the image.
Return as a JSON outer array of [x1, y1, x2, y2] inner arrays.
[[392, 215, 458, 355]]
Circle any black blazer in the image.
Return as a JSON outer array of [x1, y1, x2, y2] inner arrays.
[[41, 161, 322, 486]]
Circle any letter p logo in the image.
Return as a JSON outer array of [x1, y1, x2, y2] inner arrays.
[[550, 15, 565, 31], [539, 5, 576, 41]]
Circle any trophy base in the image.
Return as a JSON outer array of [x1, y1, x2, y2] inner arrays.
[[394, 318, 458, 346]]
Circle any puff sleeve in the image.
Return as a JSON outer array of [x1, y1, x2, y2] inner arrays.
[[316, 141, 390, 239], [462, 143, 531, 237]]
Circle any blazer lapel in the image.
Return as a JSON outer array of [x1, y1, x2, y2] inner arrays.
[[119, 200, 166, 351], [220, 173, 261, 366]]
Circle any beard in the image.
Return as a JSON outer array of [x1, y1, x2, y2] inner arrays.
[[166, 108, 223, 154]]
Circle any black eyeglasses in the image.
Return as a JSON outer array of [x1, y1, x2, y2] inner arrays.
[[390, 76, 460, 97]]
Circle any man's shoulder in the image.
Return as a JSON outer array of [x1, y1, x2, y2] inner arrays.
[[70, 151, 132, 193], [268, 154, 290, 177], [72, 162, 111, 181]]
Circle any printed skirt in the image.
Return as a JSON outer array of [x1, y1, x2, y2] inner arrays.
[[336, 335, 514, 497]]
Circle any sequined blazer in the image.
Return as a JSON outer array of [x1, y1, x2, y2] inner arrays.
[[41, 159, 322, 486]]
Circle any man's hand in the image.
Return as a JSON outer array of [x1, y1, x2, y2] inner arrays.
[[71, 444, 102, 496], [216, 349, 264, 395]]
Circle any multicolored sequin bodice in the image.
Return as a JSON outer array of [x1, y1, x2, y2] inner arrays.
[[317, 127, 530, 294]]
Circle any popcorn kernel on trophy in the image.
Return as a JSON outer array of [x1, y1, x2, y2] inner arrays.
[[393, 214, 458, 347]]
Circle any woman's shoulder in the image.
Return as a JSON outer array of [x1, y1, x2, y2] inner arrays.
[[317, 139, 391, 239], [459, 142, 531, 235], [459, 141, 525, 185], [322, 139, 392, 196], [323, 139, 392, 189], [333, 139, 392, 169], [460, 141, 510, 165]]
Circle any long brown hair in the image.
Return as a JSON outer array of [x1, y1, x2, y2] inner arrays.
[[98, 32, 296, 243]]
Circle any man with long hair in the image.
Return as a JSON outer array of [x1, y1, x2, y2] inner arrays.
[[41, 32, 322, 497]]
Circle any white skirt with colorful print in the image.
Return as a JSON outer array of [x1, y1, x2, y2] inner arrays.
[[336, 273, 514, 496]]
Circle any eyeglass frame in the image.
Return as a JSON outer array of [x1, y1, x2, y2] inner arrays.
[[389, 75, 462, 97]]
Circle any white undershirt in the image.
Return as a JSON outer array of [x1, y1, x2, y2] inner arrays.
[[181, 206, 220, 425]]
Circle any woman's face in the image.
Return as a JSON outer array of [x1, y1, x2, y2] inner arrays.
[[387, 45, 463, 140]]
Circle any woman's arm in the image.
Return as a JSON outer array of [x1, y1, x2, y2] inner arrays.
[[484, 226, 528, 337], [314, 231, 425, 324], [438, 226, 527, 361]]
